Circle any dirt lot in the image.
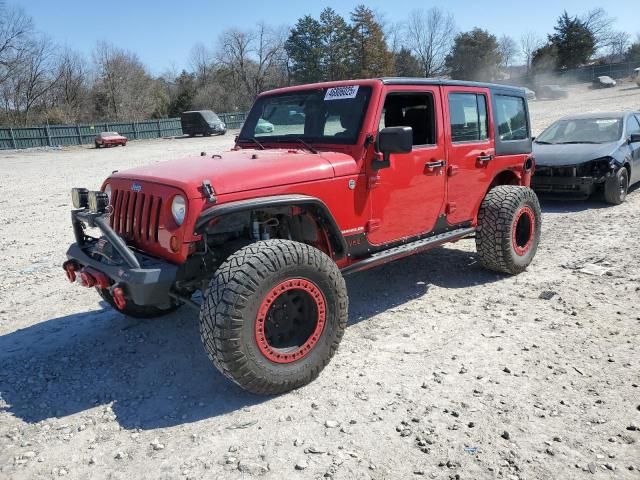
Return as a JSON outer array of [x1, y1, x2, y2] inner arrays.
[[1, 82, 639, 480]]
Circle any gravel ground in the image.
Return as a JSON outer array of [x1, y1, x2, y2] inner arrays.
[[1, 82, 639, 480]]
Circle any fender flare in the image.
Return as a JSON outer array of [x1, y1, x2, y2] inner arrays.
[[195, 194, 348, 259]]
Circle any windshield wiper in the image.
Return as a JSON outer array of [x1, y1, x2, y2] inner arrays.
[[535, 140, 553, 144], [293, 138, 319, 154], [239, 137, 265, 150], [556, 141, 601, 144]]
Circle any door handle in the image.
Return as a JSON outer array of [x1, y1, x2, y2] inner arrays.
[[425, 160, 446, 168], [477, 154, 494, 163]]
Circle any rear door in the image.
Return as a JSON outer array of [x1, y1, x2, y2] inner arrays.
[[443, 87, 495, 225]]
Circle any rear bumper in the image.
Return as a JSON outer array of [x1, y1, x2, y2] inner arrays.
[[66, 210, 178, 307], [531, 175, 597, 196]]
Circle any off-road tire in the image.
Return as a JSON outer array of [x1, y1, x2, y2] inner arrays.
[[200, 239, 348, 395], [94, 141, 100, 148], [97, 288, 180, 319], [604, 167, 628, 205], [476, 186, 541, 275]]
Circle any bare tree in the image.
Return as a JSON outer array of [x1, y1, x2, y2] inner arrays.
[[385, 21, 404, 55], [92, 41, 157, 120], [603, 31, 631, 61], [216, 23, 286, 103], [581, 8, 615, 52], [1, 35, 62, 124], [520, 31, 543, 71], [405, 8, 456, 77], [52, 47, 88, 122], [189, 42, 213, 84], [0, 5, 34, 87], [498, 35, 519, 68]]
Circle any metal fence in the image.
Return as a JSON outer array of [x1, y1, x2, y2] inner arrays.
[[0, 111, 248, 150]]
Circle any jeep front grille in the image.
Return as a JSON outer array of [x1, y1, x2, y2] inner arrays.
[[109, 189, 162, 243]]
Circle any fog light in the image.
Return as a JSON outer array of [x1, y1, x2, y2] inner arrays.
[[71, 188, 89, 208], [88, 191, 109, 213]]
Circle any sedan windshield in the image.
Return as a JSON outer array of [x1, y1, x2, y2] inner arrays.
[[239, 86, 372, 145], [536, 118, 622, 144]]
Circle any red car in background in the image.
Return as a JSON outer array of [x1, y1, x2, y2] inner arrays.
[[95, 131, 127, 148]]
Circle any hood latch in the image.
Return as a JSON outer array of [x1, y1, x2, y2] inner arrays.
[[202, 179, 217, 203]]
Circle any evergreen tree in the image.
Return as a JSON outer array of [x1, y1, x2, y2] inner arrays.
[[285, 16, 323, 84], [445, 28, 502, 81], [394, 48, 423, 77], [319, 8, 352, 81], [625, 41, 640, 63], [168, 70, 196, 117], [349, 5, 394, 78], [550, 11, 595, 69]]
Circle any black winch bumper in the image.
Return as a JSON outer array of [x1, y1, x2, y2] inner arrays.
[[65, 210, 178, 307]]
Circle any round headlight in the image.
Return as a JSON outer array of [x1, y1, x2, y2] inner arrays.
[[104, 184, 112, 204], [171, 195, 186, 226]]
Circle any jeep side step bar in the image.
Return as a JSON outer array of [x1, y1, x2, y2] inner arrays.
[[341, 227, 475, 276]]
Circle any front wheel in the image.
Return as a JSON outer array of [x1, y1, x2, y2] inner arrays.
[[476, 186, 542, 275], [604, 167, 628, 205], [199, 240, 348, 395]]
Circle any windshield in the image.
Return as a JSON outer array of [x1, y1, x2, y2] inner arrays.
[[201, 111, 220, 123], [239, 85, 372, 144], [536, 118, 622, 144]]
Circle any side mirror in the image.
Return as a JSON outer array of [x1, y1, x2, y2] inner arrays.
[[374, 126, 413, 170], [629, 133, 640, 144]]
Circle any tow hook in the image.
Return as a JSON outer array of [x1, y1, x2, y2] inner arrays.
[[111, 285, 127, 310], [62, 260, 79, 283]]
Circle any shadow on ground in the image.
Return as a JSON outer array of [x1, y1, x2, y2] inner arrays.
[[538, 183, 639, 213], [0, 243, 499, 430]]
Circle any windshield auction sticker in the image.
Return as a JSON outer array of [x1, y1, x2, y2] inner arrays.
[[324, 85, 359, 101]]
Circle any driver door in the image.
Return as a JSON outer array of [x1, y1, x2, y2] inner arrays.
[[367, 87, 446, 245]]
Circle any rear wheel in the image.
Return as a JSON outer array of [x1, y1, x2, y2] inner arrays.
[[604, 167, 628, 205], [199, 240, 348, 395], [476, 186, 541, 275], [97, 288, 180, 319]]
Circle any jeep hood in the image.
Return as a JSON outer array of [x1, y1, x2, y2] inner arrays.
[[533, 141, 619, 167], [110, 148, 357, 198]]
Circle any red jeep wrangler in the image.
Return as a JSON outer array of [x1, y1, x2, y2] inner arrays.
[[64, 78, 541, 394]]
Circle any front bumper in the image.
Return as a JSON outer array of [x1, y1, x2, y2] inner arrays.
[[531, 175, 598, 197], [66, 210, 178, 307]]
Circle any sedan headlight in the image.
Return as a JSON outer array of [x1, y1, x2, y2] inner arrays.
[[171, 195, 187, 226]]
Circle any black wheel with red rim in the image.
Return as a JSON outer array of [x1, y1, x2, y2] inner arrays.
[[200, 240, 348, 395], [476, 185, 541, 274]]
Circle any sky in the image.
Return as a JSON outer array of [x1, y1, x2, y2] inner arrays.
[[14, 0, 638, 74]]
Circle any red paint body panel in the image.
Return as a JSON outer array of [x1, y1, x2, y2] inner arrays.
[[98, 79, 531, 267]]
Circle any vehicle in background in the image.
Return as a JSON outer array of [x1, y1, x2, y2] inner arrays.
[[95, 132, 127, 148], [65, 78, 540, 395], [532, 112, 640, 204], [180, 110, 226, 137], [523, 87, 536, 101], [592, 76, 616, 88], [633, 68, 640, 87], [255, 118, 275, 134], [537, 85, 569, 100]]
